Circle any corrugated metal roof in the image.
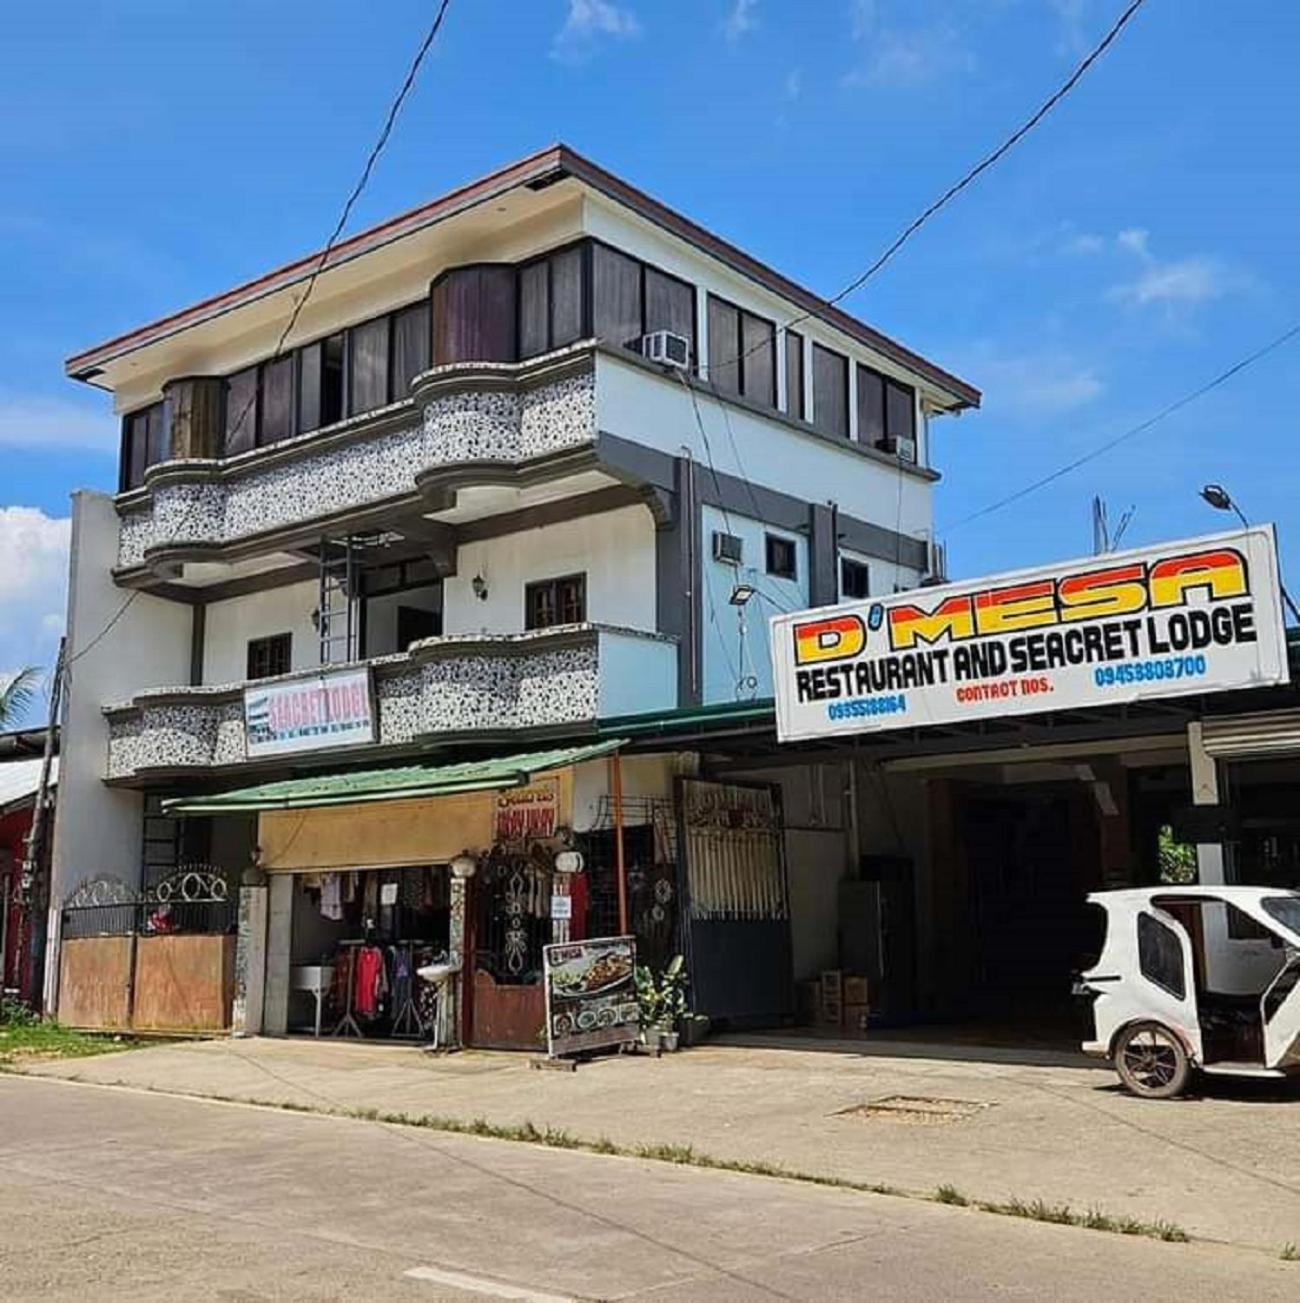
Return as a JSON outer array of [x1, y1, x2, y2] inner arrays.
[[161, 741, 626, 815], [0, 756, 57, 815]]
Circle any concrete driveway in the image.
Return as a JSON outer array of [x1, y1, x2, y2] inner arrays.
[[17, 1032, 1300, 1255]]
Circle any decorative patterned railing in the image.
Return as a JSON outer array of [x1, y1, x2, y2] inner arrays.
[[116, 346, 598, 570], [103, 625, 677, 780]]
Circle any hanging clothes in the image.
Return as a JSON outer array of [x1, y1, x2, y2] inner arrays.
[[388, 945, 414, 1012], [320, 873, 343, 921], [569, 871, 589, 942], [354, 945, 387, 1017]]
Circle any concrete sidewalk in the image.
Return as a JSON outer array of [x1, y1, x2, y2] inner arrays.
[[19, 1033, 1300, 1255]]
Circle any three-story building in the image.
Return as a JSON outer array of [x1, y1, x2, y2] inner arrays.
[[50, 146, 978, 1045]]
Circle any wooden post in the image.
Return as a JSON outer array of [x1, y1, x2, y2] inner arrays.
[[611, 751, 628, 935]]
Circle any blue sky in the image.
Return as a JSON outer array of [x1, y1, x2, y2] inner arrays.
[[3, 0, 1298, 721]]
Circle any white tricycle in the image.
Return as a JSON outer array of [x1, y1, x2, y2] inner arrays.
[[1076, 886, 1300, 1098]]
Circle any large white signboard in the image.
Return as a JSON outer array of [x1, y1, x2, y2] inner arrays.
[[772, 527, 1290, 743], [244, 667, 375, 759]]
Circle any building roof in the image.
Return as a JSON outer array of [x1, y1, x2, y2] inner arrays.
[[0, 756, 58, 817], [160, 739, 623, 815], [65, 145, 979, 410]]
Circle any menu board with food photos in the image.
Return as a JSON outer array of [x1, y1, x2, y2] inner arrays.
[[543, 935, 639, 1057]]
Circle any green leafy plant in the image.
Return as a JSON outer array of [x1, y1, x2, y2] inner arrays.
[[0, 667, 40, 729], [634, 955, 689, 1031]]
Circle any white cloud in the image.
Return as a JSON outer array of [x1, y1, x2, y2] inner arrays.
[[844, 2, 974, 88], [784, 67, 803, 101], [0, 391, 118, 452], [0, 508, 70, 718], [1108, 228, 1245, 311], [1061, 231, 1105, 256], [968, 348, 1105, 419], [551, 0, 642, 64], [723, 0, 758, 41]]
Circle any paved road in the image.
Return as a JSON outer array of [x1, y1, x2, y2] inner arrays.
[[1, 1077, 1296, 1302]]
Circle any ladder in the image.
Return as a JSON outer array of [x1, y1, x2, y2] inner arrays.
[[317, 536, 360, 664]]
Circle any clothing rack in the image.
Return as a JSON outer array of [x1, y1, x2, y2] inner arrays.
[[329, 940, 367, 1039], [388, 942, 426, 1040]]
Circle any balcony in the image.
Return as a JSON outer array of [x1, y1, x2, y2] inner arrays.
[[103, 625, 677, 781], [116, 345, 598, 573]]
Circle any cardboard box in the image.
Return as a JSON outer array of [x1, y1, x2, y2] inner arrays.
[[843, 976, 870, 1006], [819, 971, 843, 1026], [843, 1002, 871, 1033]]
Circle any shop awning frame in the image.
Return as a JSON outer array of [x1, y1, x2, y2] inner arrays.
[[161, 740, 627, 815]]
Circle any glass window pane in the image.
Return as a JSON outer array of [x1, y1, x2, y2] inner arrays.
[[224, 368, 258, 455], [348, 316, 390, 416], [593, 244, 642, 350], [391, 301, 430, 398], [519, 261, 550, 358], [124, 413, 148, 488], [550, 246, 585, 348], [708, 297, 740, 396], [812, 344, 848, 438], [145, 403, 168, 466], [1138, 913, 1186, 999], [260, 355, 295, 446], [741, 311, 775, 407], [297, 342, 322, 433], [321, 333, 345, 426], [886, 379, 916, 442], [857, 366, 886, 446], [645, 268, 694, 358], [785, 331, 805, 420]]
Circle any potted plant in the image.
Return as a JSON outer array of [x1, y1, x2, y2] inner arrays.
[[635, 956, 688, 1051]]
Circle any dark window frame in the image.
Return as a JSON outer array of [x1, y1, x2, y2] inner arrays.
[[785, 329, 806, 422], [525, 573, 588, 630], [765, 533, 797, 581], [811, 343, 850, 439], [246, 632, 293, 682], [1137, 912, 1187, 1000], [706, 293, 777, 409], [119, 401, 166, 492], [856, 362, 917, 455], [841, 557, 870, 600]]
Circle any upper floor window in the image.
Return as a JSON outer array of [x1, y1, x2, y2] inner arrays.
[[525, 574, 586, 630], [765, 534, 797, 580], [120, 401, 166, 491], [785, 330, 805, 421], [841, 558, 870, 600], [707, 296, 775, 408], [857, 364, 917, 459], [247, 632, 292, 681], [589, 242, 695, 363], [519, 245, 587, 359], [812, 344, 849, 438]]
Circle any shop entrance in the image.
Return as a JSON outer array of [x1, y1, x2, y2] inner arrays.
[[958, 785, 1101, 1032], [285, 866, 452, 1040]]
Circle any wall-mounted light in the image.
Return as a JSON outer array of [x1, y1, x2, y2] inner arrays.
[[471, 574, 489, 601], [729, 583, 756, 607]]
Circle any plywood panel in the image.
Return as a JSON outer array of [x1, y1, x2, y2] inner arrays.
[[58, 937, 132, 1030], [133, 934, 235, 1032], [471, 970, 545, 1050]]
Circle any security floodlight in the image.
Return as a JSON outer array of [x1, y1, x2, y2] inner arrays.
[[729, 584, 756, 606]]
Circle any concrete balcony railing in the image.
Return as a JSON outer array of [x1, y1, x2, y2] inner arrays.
[[103, 625, 677, 781], [115, 345, 598, 572]]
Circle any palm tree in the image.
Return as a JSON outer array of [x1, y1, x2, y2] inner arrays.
[[0, 667, 41, 729]]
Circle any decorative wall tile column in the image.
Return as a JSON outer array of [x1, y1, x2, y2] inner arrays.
[[447, 854, 478, 1047]]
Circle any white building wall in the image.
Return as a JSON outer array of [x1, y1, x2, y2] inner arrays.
[[47, 492, 192, 1003], [699, 505, 808, 706], [443, 506, 657, 635], [201, 581, 320, 684], [596, 352, 933, 541]]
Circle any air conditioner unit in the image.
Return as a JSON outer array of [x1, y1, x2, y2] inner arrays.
[[640, 330, 691, 369], [879, 435, 917, 464], [920, 540, 949, 587], [712, 531, 744, 566]]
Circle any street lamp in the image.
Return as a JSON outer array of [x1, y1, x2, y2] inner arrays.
[[1199, 484, 1300, 624]]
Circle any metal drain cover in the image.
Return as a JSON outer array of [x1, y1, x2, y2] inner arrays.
[[837, 1095, 992, 1125]]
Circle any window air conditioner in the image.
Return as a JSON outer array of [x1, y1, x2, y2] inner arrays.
[[879, 435, 918, 463], [712, 531, 744, 566], [641, 330, 691, 369]]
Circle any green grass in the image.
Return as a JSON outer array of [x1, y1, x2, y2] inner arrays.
[[1281, 1242, 1299, 1262], [0, 1019, 135, 1068]]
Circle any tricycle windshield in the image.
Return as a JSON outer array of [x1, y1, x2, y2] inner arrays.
[[1261, 895, 1300, 940]]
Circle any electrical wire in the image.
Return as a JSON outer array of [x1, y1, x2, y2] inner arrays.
[[945, 320, 1300, 533], [64, 1, 456, 675]]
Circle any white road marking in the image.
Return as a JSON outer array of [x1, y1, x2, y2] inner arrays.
[[404, 1264, 578, 1302]]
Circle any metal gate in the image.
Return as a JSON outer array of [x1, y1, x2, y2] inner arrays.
[[677, 778, 793, 1028]]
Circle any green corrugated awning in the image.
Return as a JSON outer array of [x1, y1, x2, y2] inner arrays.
[[161, 739, 628, 815]]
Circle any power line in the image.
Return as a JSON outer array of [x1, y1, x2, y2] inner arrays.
[[945, 320, 1300, 533], [66, 2, 456, 674]]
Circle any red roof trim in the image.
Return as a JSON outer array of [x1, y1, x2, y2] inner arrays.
[[66, 143, 979, 408]]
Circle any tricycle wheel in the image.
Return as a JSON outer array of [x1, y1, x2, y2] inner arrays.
[[1114, 1022, 1190, 1099]]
